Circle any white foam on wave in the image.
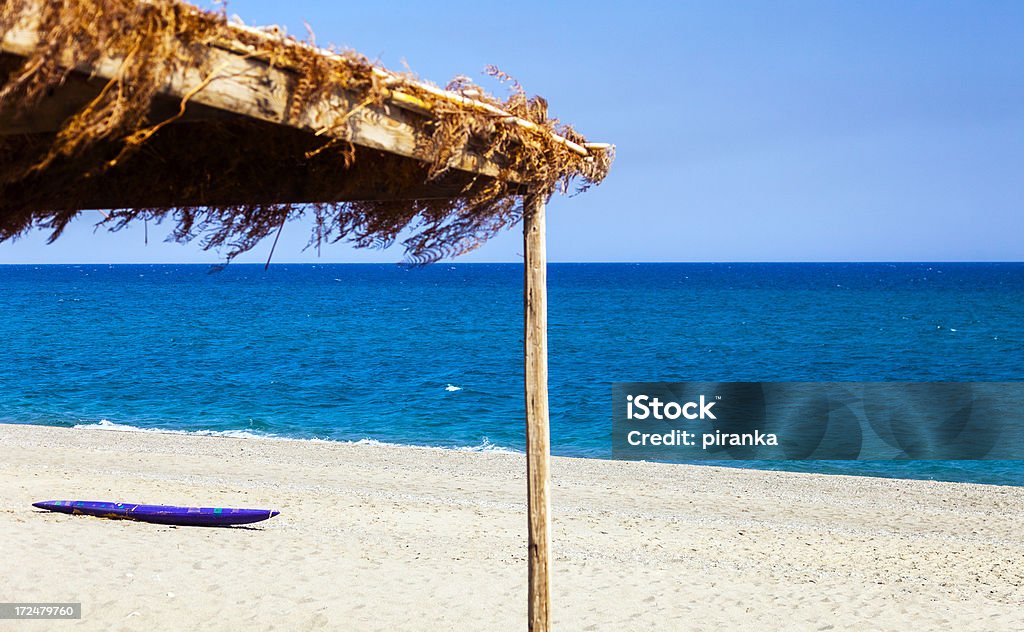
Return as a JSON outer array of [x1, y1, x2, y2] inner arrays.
[[71, 420, 520, 453], [72, 419, 294, 438], [444, 384, 462, 392], [313, 436, 519, 454], [453, 436, 519, 454]]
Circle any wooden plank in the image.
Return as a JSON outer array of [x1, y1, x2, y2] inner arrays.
[[0, 2, 503, 178], [523, 193, 552, 632], [0, 54, 233, 135]]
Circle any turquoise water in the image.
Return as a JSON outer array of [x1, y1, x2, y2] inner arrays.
[[1, 263, 1022, 485]]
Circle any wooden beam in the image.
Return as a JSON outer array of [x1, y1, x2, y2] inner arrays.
[[0, 55, 233, 136], [216, 20, 595, 157], [0, 1, 504, 178], [523, 193, 551, 632]]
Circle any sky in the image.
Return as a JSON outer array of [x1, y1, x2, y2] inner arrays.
[[1, 0, 1021, 263]]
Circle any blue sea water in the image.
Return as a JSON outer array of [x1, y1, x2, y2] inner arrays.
[[1, 263, 1022, 486]]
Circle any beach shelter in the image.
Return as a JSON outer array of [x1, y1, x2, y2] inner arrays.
[[0, 1, 613, 629]]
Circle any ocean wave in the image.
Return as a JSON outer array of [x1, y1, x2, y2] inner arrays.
[[453, 436, 518, 453], [73, 419, 294, 441], [71, 420, 520, 454]]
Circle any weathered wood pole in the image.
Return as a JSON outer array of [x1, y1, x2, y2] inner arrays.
[[523, 192, 552, 632]]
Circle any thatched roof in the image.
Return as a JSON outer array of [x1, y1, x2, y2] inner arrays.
[[0, 0, 612, 263]]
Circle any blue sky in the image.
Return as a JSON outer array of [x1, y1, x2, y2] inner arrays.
[[2, 0, 1021, 263]]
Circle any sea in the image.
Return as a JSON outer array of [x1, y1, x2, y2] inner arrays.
[[1, 262, 1022, 486]]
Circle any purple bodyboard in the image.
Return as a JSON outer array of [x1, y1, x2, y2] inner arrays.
[[33, 500, 279, 527]]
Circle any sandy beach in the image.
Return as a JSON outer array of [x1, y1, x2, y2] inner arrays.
[[0, 423, 1021, 630]]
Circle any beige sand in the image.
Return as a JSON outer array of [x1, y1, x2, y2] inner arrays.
[[1, 423, 1021, 631]]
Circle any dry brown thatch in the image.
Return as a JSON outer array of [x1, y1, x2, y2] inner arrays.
[[0, 0, 612, 263]]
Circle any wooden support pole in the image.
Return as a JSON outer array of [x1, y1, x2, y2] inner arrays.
[[523, 192, 552, 632]]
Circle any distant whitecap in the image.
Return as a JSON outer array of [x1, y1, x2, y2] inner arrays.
[[445, 384, 462, 392]]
